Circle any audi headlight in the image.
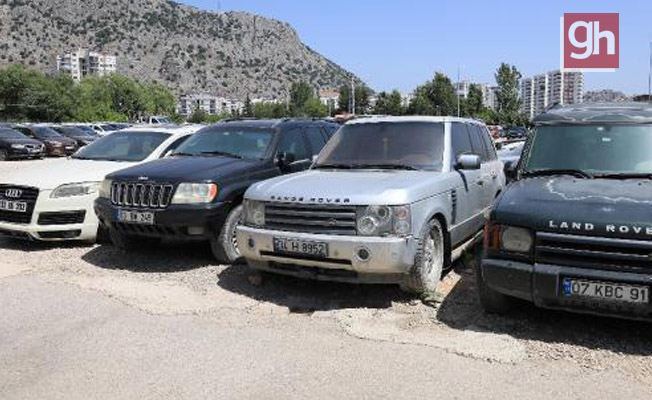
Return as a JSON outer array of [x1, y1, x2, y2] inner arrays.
[[244, 199, 265, 227], [51, 182, 101, 198], [99, 179, 113, 199], [11, 144, 25, 149], [356, 205, 411, 236], [171, 183, 218, 204]]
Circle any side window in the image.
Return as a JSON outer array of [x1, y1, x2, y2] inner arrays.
[[450, 122, 473, 166], [305, 126, 327, 155], [322, 125, 338, 139], [477, 126, 497, 160], [15, 127, 32, 137], [467, 124, 489, 162], [276, 128, 310, 161], [160, 136, 190, 157]]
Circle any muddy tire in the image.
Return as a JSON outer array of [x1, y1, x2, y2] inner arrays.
[[210, 204, 243, 264], [109, 229, 139, 251], [476, 260, 515, 314], [400, 218, 445, 295], [0, 149, 8, 161]]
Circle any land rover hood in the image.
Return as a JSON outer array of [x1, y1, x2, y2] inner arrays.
[[246, 169, 448, 205], [495, 176, 652, 240]]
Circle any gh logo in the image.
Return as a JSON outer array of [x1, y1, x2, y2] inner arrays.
[[562, 13, 619, 70]]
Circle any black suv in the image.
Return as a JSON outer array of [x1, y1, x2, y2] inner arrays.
[[95, 118, 339, 262], [13, 125, 78, 156], [0, 127, 45, 161], [479, 103, 652, 321]]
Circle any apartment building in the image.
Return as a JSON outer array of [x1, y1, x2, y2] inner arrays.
[[455, 81, 498, 110], [521, 70, 584, 119], [177, 94, 244, 116], [56, 49, 117, 81]]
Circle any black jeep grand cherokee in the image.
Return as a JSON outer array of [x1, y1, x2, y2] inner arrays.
[[95, 119, 339, 263], [479, 103, 652, 321]]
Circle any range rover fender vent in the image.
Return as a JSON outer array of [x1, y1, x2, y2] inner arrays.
[[451, 189, 458, 224]]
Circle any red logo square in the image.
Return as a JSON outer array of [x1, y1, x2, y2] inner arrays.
[[563, 13, 619, 69]]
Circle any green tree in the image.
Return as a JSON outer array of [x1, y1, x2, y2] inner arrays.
[[302, 98, 328, 117], [373, 90, 404, 115], [407, 72, 457, 116], [243, 94, 253, 117], [466, 84, 485, 116], [289, 81, 314, 116], [139, 83, 176, 117], [187, 107, 208, 123], [338, 83, 372, 114], [495, 63, 522, 114]]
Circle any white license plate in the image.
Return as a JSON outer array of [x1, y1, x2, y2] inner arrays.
[[0, 199, 27, 213], [117, 210, 154, 225], [273, 237, 328, 258], [562, 278, 649, 304]]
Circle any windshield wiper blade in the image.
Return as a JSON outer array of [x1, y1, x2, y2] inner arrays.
[[353, 163, 419, 170], [595, 172, 652, 180], [199, 151, 243, 159], [313, 163, 354, 169], [171, 152, 195, 157], [522, 169, 594, 179]]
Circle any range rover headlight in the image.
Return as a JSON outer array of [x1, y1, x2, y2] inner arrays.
[[244, 200, 265, 227], [357, 205, 411, 236], [51, 181, 101, 198], [99, 179, 113, 199], [499, 226, 533, 253], [171, 183, 218, 204]]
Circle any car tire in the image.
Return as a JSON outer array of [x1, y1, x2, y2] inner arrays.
[[210, 204, 243, 264], [400, 218, 445, 295], [0, 149, 7, 161], [109, 229, 139, 251], [476, 260, 515, 314]]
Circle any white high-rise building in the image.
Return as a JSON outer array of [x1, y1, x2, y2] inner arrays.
[[56, 49, 117, 81], [177, 94, 244, 116], [521, 69, 584, 119], [454, 81, 498, 110]]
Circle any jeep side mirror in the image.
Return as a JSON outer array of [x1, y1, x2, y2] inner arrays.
[[275, 152, 296, 168], [456, 154, 481, 170]]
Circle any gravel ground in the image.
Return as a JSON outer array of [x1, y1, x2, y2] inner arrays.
[[1, 160, 651, 396]]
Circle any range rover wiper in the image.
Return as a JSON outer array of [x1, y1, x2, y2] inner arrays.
[[522, 169, 594, 179], [594, 172, 652, 180], [313, 163, 354, 169], [171, 152, 195, 157], [199, 151, 244, 159], [353, 163, 419, 171]]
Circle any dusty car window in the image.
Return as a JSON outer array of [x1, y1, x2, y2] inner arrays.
[[525, 125, 652, 174], [175, 127, 274, 159], [315, 122, 445, 170], [73, 131, 170, 162]]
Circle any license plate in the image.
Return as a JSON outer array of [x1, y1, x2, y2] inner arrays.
[[0, 199, 27, 213], [273, 237, 328, 258], [562, 278, 649, 304], [117, 210, 154, 225]]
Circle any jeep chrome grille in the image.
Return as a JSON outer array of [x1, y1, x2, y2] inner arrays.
[[110, 182, 174, 209], [265, 203, 357, 235]]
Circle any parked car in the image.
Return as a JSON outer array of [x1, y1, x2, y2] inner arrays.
[[89, 123, 119, 136], [0, 125, 201, 242], [13, 125, 78, 156], [0, 128, 45, 161], [479, 102, 652, 321], [236, 116, 505, 294], [51, 126, 97, 146], [95, 118, 340, 262], [147, 116, 172, 124]]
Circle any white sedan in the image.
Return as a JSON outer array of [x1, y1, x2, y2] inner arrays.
[[0, 125, 203, 242]]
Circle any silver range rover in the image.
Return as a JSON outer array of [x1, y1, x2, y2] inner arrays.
[[236, 116, 505, 294]]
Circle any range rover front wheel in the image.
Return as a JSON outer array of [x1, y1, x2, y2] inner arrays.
[[400, 218, 444, 295], [210, 204, 243, 264]]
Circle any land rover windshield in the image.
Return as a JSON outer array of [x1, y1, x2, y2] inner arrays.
[[524, 125, 652, 177], [314, 122, 445, 171]]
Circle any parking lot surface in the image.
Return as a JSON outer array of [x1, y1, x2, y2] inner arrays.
[[1, 160, 652, 399]]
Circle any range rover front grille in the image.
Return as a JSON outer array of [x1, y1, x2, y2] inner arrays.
[[0, 185, 39, 224], [536, 232, 652, 273], [110, 182, 174, 209], [265, 203, 357, 235]]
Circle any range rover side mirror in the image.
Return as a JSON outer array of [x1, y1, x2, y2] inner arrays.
[[456, 154, 481, 170], [275, 152, 296, 168]]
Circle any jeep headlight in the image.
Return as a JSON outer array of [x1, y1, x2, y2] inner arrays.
[[171, 183, 218, 204], [244, 200, 265, 227], [99, 179, 113, 199], [357, 205, 411, 236], [51, 182, 101, 198]]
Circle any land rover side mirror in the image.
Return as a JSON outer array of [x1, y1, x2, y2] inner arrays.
[[275, 152, 296, 168], [504, 161, 518, 181], [456, 154, 481, 170]]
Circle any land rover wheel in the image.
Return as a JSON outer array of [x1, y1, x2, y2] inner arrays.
[[210, 204, 243, 264], [109, 229, 139, 251], [0, 149, 7, 161], [476, 261, 515, 314], [400, 218, 444, 295]]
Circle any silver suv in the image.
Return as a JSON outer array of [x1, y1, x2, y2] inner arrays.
[[236, 117, 505, 294]]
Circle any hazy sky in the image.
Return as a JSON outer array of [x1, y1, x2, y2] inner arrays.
[[179, 0, 651, 95]]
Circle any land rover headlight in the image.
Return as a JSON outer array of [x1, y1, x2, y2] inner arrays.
[[51, 182, 101, 198], [500, 226, 533, 253], [244, 200, 265, 227], [171, 183, 218, 204], [99, 179, 113, 199], [357, 205, 411, 236]]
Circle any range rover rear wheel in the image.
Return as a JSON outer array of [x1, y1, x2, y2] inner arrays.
[[109, 229, 139, 251], [210, 204, 243, 264], [476, 261, 515, 314], [400, 218, 444, 295]]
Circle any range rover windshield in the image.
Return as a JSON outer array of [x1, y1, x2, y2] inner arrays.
[[524, 125, 652, 177], [72, 131, 170, 162], [173, 127, 274, 159], [314, 122, 445, 171]]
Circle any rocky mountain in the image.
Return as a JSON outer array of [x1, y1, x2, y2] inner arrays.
[[583, 89, 631, 103], [0, 0, 360, 99]]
